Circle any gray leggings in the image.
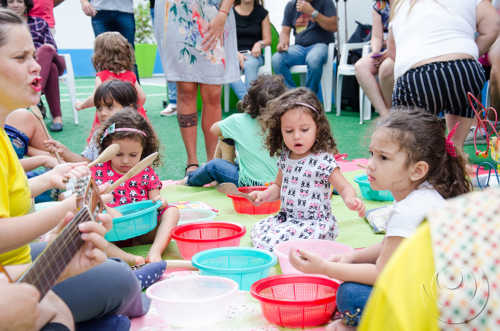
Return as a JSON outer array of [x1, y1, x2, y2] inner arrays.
[[30, 242, 150, 324]]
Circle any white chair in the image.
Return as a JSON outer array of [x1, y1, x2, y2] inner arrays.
[[59, 53, 79, 124], [289, 42, 336, 112], [335, 41, 369, 123], [224, 46, 272, 112], [358, 43, 372, 124]]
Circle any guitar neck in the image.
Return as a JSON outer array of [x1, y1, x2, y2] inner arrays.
[[17, 206, 94, 299]]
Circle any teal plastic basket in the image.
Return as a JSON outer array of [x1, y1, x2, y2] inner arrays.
[[105, 200, 162, 242], [192, 247, 277, 290], [354, 175, 394, 201]]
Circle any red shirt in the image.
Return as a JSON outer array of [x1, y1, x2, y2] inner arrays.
[[29, 0, 55, 28]]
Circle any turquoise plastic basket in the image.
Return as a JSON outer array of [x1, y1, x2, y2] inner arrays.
[[354, 175, 394, 201], [192, 247, 277, 290], [105, 200, 162, 242]]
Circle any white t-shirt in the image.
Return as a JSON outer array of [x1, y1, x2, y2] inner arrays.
[[390, 0, 481, 79], [385, 182, 445, 238], [91, 0, 134, 14]]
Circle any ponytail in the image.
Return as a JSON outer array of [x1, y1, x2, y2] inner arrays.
[[427, 151, 471, 199]]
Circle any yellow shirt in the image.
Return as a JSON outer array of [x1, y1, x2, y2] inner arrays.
[[0, 129, 32, 265], [359, 223, 439, 331]]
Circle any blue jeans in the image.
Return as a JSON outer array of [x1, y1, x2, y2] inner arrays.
[[336, 282, 373, 327], [168, 81, 177, 104], [271, 43, 328, 95], [91, 10, 136, 48], [187, 159, 239, 186], [230, 54, 264, 100]]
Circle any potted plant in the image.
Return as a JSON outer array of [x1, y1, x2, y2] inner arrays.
[[134, 2, 157, 78]]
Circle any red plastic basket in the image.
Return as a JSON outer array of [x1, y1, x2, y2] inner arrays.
[[227, 186, 281, 215], [171, 222, 246, 260], [250, 274, 340, 328]]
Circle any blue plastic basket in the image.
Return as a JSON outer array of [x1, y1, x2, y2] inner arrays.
[[192, 247, 277, 290], [105, 200, 162, 242], [354, 175, 394, 201]]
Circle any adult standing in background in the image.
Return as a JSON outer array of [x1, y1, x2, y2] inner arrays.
[[156, 0, 239, 175], [389, 0, 499, 158], [152, 0, 179, 117], [79, 0, 140, 80], [29, 0, 65, 35], [229, 0, 271, 100], [272, 0, 337, 97]]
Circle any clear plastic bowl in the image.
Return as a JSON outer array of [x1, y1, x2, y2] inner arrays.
[[146, 275, 238, 327]]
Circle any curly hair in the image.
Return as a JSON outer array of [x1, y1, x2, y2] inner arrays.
[[237, 75, 287, 118], [94, 79, 138, 111], [376, 108, 471, 198], [96, 108, 161, 168], [261, 87, 338, 157], [92, 32, 134, 72]]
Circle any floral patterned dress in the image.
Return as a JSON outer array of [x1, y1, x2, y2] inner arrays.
[[251, 151, 339, 252], [156, 0, 239, 84]]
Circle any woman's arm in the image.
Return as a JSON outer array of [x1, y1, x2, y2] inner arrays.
[[329, 168, 365, 217], [0, 197, 75, 254], [76, 77, 102, 110], [387, 28, 396, 60], [251, 15, 271, 57], [476, 0, 500, 56], [19, 155, 58, 172], [370, 10, 384, 54], [277, 26, 291, 52]]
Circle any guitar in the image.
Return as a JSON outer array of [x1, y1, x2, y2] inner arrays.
[[16, 175, 105, 300]]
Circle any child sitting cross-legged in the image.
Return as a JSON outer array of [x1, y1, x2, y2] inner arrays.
[[250, 88, 366, 252], [181, 75, 287, 187], [91, 109, 180, 265], [288, 108, 471, 330]]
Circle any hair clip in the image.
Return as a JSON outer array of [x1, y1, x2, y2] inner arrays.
[[445, 122, 460, 158], [100, 123, 147, 143]]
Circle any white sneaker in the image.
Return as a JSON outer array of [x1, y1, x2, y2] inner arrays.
[[160, 103, 177, 117]]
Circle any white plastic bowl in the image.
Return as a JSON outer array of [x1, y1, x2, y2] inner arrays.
[[275, 239, 353, 274], [145, 275, 238, 327]]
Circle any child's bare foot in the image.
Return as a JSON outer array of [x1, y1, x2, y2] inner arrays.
[[203, 181, 218, 187], [326, 320, 355, 331], [124, 253, 145, 266]]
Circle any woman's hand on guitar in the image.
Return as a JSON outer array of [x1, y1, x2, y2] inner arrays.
[[57, 212, 112, 282]]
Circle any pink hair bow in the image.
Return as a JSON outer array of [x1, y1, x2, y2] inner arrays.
[[445, 122, 460, 158]]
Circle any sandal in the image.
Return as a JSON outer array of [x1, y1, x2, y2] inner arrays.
[[185, 163, 199, 176]]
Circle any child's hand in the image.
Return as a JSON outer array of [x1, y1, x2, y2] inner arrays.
[[328, 253, 354, 264], [40, 155, 59, 169], [75, 100, 84, 111], [44, 139, 66, 155], [289, 249, 326, 275], [250, 190, 267, 205], [97, 183, 113, 205], [152, 195, 168, 209], [345, 196, 366, 218]]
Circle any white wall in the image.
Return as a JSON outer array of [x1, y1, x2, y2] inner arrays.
[[55, 0, 372, 50]]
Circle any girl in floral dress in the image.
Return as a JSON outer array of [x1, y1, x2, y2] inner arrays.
[[250, 88, 366, 252]]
